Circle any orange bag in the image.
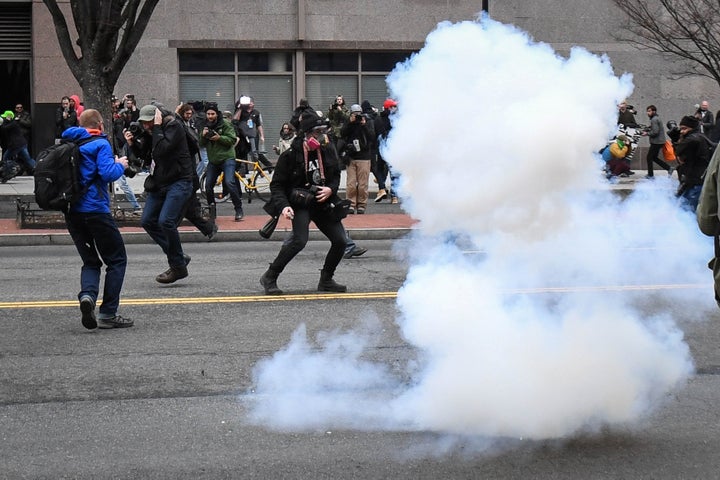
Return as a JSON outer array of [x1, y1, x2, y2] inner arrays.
[[662, 139, 676, 161]]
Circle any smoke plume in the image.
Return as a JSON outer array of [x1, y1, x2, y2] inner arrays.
[[248, 16, 712, 443]]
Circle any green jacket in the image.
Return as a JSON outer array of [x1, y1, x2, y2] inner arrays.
[[697, 147, 720, 306], [199, 119, 237, 165]]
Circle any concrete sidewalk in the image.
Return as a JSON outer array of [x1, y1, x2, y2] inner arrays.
[[0, 174, 415, 246]]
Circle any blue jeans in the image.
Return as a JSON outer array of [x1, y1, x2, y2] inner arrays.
[[205, 158, 243, 211], [679, 185, 702, 212], [65, 212, 127, 318], [3, 146, 35, 176], [116, 175, 141, 209], [141, 179, 193, 268], [196, 148, 209, 177]]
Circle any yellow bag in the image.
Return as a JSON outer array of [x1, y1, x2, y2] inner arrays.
[[662, 139, 676, 161]]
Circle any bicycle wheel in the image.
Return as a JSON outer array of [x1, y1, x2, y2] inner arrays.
[[249, 168, 271, 202], [199, 171, 230, 203]]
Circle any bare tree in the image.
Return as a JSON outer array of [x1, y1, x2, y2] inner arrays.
[[612, 0, 720, 87], [43, 0, 160, 120]]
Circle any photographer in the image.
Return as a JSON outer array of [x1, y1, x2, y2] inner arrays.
[[54, 96, 78, 141], [643, 105, 673, 179], [340, 104, 373, 214], [673, 115, 712, 211], [259, 111, 348, 295], [124, 104, 194, 284], [200, 103, 244, 221], [61, 109, 132, 329]]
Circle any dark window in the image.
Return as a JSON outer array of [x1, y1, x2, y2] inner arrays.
[[179, 52, 234, 72], [237, 52, 293, 72], [361, 52, 412, 72], [305, 52, 358, 72]]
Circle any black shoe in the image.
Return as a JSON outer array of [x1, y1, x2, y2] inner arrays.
[[155, 265, 188, 284], [343, 246, 368, 259], [80, 296, 97, 330], [260, 269, 283, 295], [183, 254, 191, 266], [357, 208, 365, 214], [318, 270, 347, 292], [206, 223, 218, 240], [235, 209, 245, 221], [97, 315, 134, 329]]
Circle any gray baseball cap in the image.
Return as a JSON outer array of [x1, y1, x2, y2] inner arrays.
[[138, 105, 157, 121]]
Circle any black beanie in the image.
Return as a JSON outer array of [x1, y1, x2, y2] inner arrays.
[[299, 111, 321, 133], [205, 103, 220, 115], [679, 115, 699, 129]]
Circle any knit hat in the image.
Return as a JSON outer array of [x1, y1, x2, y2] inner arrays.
[[138, 105, 157, 121], [205, 103, 220, 115], [679, 115, 699, 129], [1, 110, 14, 120], [299, 111, 323, 133]]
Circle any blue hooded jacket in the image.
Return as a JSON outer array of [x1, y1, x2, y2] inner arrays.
[[61, 126, 124, 213]]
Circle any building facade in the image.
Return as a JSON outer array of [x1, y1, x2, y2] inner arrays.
[[1, 0, 718, 154]]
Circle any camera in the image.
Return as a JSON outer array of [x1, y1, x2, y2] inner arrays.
[[123, 155, 144, 178], [203, 128, 218, 139], [127, 121, 144, 137]]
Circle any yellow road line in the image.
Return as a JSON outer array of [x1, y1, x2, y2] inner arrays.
[[0, 284, 707, 309]]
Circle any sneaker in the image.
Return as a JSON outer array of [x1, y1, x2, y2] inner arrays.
[[357, 208, 365, 214], [131, 208, 142, 216], [155, 265, 188, 284], [391, 198, 399, 204], [235, 209, 245, 221], [79, 295, 97, 330], [374, 189, 388, 202], [97, 315, 134, 329]]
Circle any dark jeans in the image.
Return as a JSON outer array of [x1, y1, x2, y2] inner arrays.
[[646, 143, 671, 176], [141, 179, 193, 268], [183, 191, 214, 236], [373, 154, 389, 190], [65, 212, 127, 317], [270, 207, 347, 275], [3, 145, 35, 176], [205, 158, 243, 211]]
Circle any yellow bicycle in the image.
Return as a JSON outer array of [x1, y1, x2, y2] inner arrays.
[[199, 157, 273, 204]]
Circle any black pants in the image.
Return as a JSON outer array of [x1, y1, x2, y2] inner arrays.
[[269, 207, 347, 275], [646, 143, 671, 176]]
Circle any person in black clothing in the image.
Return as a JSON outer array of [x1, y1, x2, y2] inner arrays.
[[259, 111, 347, 295], [55, 96, 78, 140], [0, 110, 35, 182], [124, 104, 194, 284], [673, 115, 712, 212]]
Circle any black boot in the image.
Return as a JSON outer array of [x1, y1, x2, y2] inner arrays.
[[318, 269, 347, 292], [260, 268, 282, 295]]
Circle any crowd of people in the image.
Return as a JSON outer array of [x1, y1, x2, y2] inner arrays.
[[604, 99, 717, 212], [21, 91, 399, 330]]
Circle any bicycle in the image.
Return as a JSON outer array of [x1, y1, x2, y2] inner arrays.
[[199, 157, 273, 204]]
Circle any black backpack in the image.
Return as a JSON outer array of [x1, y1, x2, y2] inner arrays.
[[34, 136, 103, 211]]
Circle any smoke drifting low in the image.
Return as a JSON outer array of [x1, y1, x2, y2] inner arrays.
[[248, 16, 711, 442]]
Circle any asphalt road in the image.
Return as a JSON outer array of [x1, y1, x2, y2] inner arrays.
[[2, 240, 720, 479]]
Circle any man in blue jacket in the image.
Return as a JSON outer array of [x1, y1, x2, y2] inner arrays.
[[62, 109, 133, 330]]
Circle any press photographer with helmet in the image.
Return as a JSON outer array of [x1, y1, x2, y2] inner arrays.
[[259, 111, 349, 295], [124, 104, 194, 284]]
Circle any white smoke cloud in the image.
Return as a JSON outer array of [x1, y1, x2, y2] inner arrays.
[[248, 16, 713, 445]]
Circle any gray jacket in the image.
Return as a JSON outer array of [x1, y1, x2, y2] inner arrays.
[[648, 114, 666, 145]]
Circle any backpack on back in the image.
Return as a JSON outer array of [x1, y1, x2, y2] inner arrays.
[[34, 136, 102, 211]]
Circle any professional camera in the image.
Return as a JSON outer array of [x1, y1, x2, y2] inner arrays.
[[123, 155, 144, 178], [127, 121, 144, 137], [666, 120, 681, 143], [203, 128, 218, 139]]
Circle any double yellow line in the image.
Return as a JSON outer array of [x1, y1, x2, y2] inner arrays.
[[0, 284, 707, 309], [0, 291, 398, 309]]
